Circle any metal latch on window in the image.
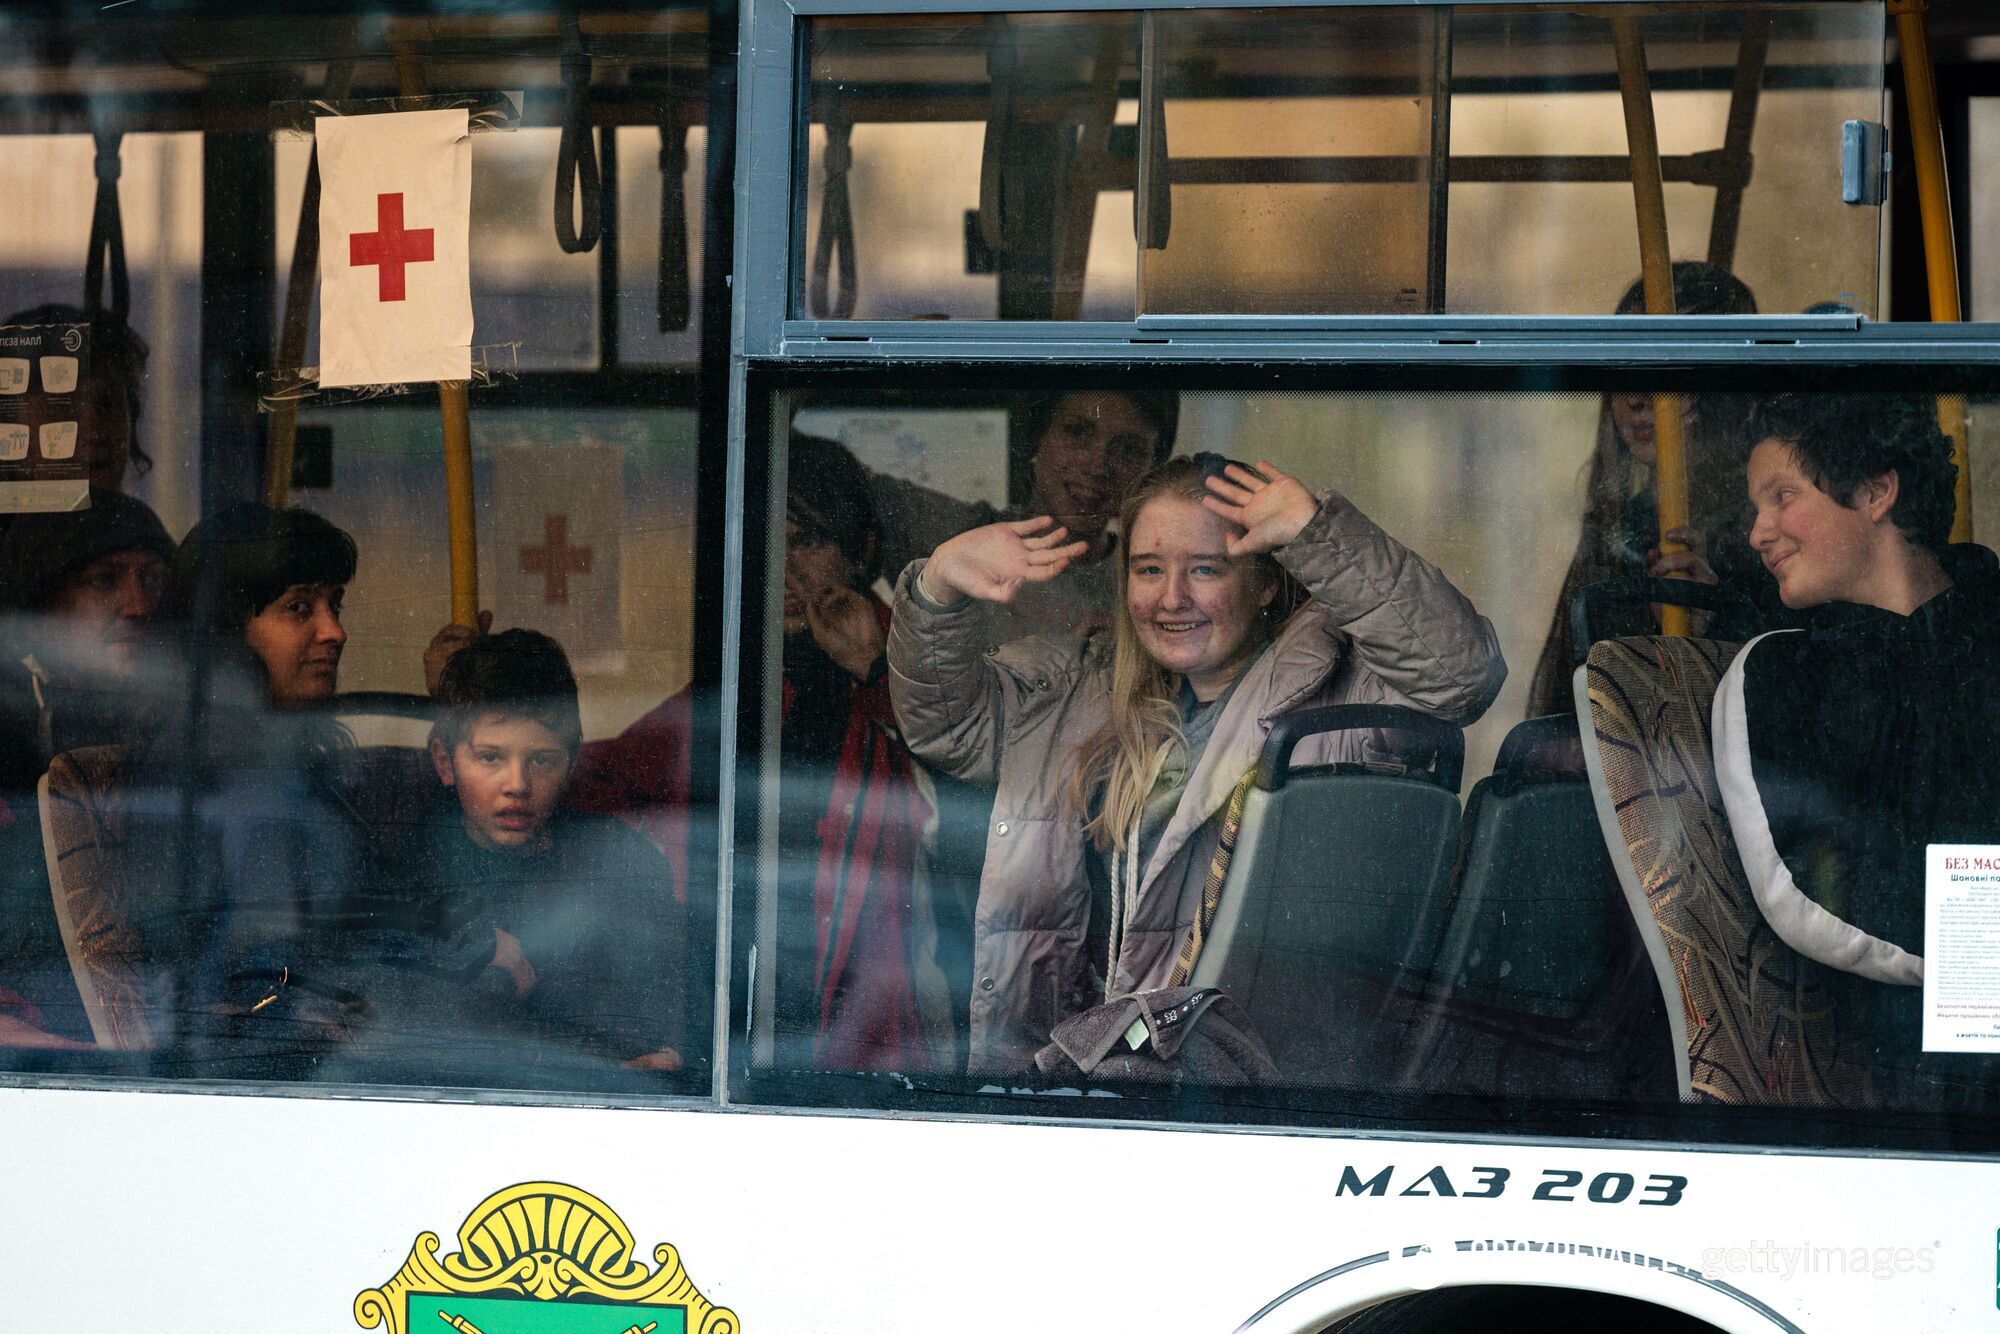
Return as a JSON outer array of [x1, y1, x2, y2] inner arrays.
[[1842, 119, 1889, 205]]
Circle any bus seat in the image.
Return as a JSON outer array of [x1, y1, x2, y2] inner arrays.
[[326, 692, 443, 855], [1578, 636, 1871, 1107], [334, 744, 441, 857], [1189, 704, 1463, 1086], [325, 690, 438, 750], [37, 746, 154, 1050], [1436, 713, 1619, 1016]]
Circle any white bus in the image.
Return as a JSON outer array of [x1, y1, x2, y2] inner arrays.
[[3, 1, 1999, 1329]]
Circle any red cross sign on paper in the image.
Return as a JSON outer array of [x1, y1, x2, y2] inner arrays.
[[348, 192, 436, 302], [520, 514, 593, 605]]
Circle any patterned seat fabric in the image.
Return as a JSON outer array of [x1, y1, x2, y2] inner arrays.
[[38, 745, 154, 1050], [1583, 636, 1871, 1107]]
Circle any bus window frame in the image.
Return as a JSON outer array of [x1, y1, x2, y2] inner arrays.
[[741, 0, 1912, 350], [713, 0, 2000, 1152], [724, 355, 2000, 1157], [0, 0, 739, 1106]]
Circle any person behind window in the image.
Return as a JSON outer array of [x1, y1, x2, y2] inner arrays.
[[0, 489, 171, 1048], [889, 453, 1506, 1073], [169, 503, 353, 711], [1527, 263, 1765, 719], [1713, 394, 1999, 1107], [119, 503, 365, 1043], [3, 304, 152, 493], [420, 436, 953, 1073], [0, 489, 171, 792], [868, 390, 1179, 644], [406, 628, 684, 1073], [568, 435, 941, 1072]]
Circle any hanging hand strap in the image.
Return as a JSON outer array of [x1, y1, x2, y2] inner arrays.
[[657, 105, 692, 332], [809, 108, 857, 318], [84, 129, 129, 320], [553, 14, 603, 254], [1167, 768, 1257, 988]]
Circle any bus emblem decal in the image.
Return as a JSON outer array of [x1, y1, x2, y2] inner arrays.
[[355, 1181, 740, 1334]]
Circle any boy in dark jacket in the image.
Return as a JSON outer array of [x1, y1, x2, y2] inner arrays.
[[418, 628, 684, 1072], [1715, 394, 2000, 1106]]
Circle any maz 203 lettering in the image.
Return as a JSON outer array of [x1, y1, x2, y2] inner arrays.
[[1336, 1165, 1686, 1206]]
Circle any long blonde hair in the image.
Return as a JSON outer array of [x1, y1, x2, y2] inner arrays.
[[1066, 454, 1298, 852]]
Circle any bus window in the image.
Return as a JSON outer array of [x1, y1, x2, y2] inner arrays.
[[1436, 4, 1885, 318], [746, 378, 2000, 1128], [0, 8, 718, 1097], [800, 3, 1886, 321], [1140, 7, 1445, 316], [803, 12, 1143, 321]]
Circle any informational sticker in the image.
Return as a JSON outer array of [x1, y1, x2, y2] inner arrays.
[[1922, 844, 2000, 1051], [0, 321, 90, 513], [790, 407, 1010, 511]]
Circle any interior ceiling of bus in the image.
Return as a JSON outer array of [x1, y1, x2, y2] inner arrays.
[[1, 2, 1998, 134], [0, 12, 712, 133]]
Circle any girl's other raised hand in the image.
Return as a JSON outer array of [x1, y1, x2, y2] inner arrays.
[[1200, 460, 1318, 556]]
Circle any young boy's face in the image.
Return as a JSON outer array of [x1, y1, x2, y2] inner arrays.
[[431, 711, 575, 852]]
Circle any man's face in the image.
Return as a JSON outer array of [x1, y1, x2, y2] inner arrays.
[[40, 549, 165, 679], [1746, 438, 1885, 610], [243, 582, 347, 707], [1029, 392, 1160, 551], [431, 712, 574, 852]]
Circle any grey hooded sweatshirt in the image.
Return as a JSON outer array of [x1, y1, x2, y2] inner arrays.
[[888, 491, 1507, 1073]]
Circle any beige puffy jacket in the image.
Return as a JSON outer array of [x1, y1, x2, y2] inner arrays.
[[888, 492, 1507, 1073]]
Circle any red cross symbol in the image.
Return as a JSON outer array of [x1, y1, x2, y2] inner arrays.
[[348, 192, 435, 302], [520, 514, 593, 605]]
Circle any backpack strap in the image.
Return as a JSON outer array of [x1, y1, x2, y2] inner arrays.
[[1169, 768, 1257, 988]]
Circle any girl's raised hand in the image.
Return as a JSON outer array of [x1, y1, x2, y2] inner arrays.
[[1201, 460, 1318, 556], [919, 517, 1089, 607]]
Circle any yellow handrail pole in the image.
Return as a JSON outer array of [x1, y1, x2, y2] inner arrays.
[[1890, 0, 1973, 542], [440, 381, 480, 626], [391, 18, 482, 623], [1611, 15, 1691, 637]]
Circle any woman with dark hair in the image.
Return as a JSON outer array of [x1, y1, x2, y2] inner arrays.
[[568, 433, 942, 1072], [167, 502, 357, 710], [121, 504, 370, 1046], [1526, 263, 1762, 718], [889, 453, 1505, 1072], [869, 389, 1180, 643]]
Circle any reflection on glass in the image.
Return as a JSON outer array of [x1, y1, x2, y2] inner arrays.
[[1441, 5, 1885, 316], [804, 13, 1142, 320], [802, 4, 1886, 320], [1141, 7, 1445, 315], [0, 8, 717, 1094], [763, 385, 2000, 1120]]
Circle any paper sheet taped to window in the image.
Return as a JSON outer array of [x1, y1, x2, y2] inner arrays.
[[317, 109, 474, 389]]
